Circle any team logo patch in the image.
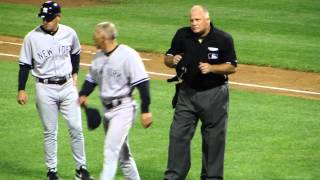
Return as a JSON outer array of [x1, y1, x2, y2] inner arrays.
[[208, 47, 219, 60], [43, 7, 48, 13], [208, 53, 218, 60]]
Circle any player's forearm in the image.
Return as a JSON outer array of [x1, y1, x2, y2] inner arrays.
[[18, 64, 31, 91], [79, 80, 97, 97], [164, 55, 176, 68], [136, 80, 151, 113], [210, 63, 236, 75], [71, 53, 80, 74]]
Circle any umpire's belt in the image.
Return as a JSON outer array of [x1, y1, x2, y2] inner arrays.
[[103, 96, 132, 109], [36, 74, 71, 85]]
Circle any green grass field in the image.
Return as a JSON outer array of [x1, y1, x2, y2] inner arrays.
[[0, 0, 320, 179], [0, 0, 320, 72], [0, 60, 319, 179]]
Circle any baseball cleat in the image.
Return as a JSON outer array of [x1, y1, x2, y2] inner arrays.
[[47, 169, 59, 180], [75, 166, 94, 180]]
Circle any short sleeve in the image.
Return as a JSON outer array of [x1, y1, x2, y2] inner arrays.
[[127, 50, 149, 87], [85, 59, 99, 84], [221, 34, 237, 67], [19, 35, 32, 66], [71, 30, 81, 55], [166, 29, 184, 56]]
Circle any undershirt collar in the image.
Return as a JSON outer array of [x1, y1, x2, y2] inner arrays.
[[40, 25, 59, 36], [105, 44, 119, 57]]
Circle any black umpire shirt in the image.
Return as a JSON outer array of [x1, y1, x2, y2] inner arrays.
[[166, 23, 237, 91]]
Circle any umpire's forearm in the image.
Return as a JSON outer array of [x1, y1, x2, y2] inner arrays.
[[211, 63, 236, 75], [164, 55, 176, 68]]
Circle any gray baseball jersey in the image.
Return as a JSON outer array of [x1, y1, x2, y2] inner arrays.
[[19, 24, 81, 78], [86, 44, 149, 102]]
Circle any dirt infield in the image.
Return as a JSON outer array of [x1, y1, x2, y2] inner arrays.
[[1, 35, 320, 100]]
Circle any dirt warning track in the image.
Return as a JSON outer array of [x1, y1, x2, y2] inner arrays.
[[1, 35, 319, 100]]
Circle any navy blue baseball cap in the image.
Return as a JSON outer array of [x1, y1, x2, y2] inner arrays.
[[38, 1, 61, 22]]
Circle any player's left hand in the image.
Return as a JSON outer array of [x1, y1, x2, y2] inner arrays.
[[199, 62, 213, 74], [141, 112, 152, 128], [72, 73, 78, 87]]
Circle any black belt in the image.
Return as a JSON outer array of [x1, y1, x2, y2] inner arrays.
[[103, 96, 131, 109], [37, 74, 71, 85]]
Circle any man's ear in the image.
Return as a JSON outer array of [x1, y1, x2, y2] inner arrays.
[[56, 15, 61, 22]]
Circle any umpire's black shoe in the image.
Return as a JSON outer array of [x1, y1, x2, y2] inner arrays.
[[75, 166, 94, 180], [47, 169, 59, 180]]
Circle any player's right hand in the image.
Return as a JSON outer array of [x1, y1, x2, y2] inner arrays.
[[79, 95, 88, 107], [17, 90, 28, 105]]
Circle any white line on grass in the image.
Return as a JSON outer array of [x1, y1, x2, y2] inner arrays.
[[1, 51, 320, 96], [0, 40, 152, 61]]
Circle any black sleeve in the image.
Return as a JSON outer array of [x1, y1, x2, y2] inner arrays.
[[166, 29, 184, 56], [222, 33, 237, 67], [136, 80, 151, 113], [18, 64, 32, 91], [71, 53, 80, 74], [79, 80, 97, 97]]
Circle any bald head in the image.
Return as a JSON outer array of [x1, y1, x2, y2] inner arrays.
[[189, 5, 211, 36], [190, 5, 210, 19]]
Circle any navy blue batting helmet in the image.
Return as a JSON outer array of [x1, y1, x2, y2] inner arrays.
[[38, 1, 61, 21]]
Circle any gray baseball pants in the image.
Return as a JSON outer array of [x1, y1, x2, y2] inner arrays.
[[164, 83, 229, 180], [100, 99, 140, 180], [35, 79, 86, 170]]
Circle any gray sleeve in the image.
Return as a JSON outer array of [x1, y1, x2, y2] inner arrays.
[[19, 35, 32, 65], [85, 59, 99, 84], [71, 30, 81, 55], [127, 50, 149, 87]]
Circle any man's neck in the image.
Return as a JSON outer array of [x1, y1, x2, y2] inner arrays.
[[199, 25, 211, 38], [41, 25, 59, 35], [104, 41, 119, 56], [105, 42, 118, 53]]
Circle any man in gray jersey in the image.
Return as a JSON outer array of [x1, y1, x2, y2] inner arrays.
[[79, 21, 152, 180], [17, 1, 93, 180]]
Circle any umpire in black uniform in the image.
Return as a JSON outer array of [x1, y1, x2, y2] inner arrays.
[[163, 5, 237, 180]]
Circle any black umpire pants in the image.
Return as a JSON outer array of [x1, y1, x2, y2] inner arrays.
[[164, 83, 229, 180]]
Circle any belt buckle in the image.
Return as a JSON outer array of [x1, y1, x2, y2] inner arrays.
[[111, 99, 119, 107], [44, 79, 49, 84]]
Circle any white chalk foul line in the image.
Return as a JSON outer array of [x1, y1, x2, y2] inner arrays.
[[0, 51, 319, 96], [0, 40, 152, 61], [79, 62, 320, 96], [0, 53, 19, 58], [229, 82, 320, 95], [0, 41, 22, 46]]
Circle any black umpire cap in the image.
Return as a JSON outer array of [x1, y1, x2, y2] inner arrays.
[[38, 1, 61, 22]]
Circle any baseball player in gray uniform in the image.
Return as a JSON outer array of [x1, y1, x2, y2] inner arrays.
[[16, 1, 93, 180], [79, 21, 152, 180]]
